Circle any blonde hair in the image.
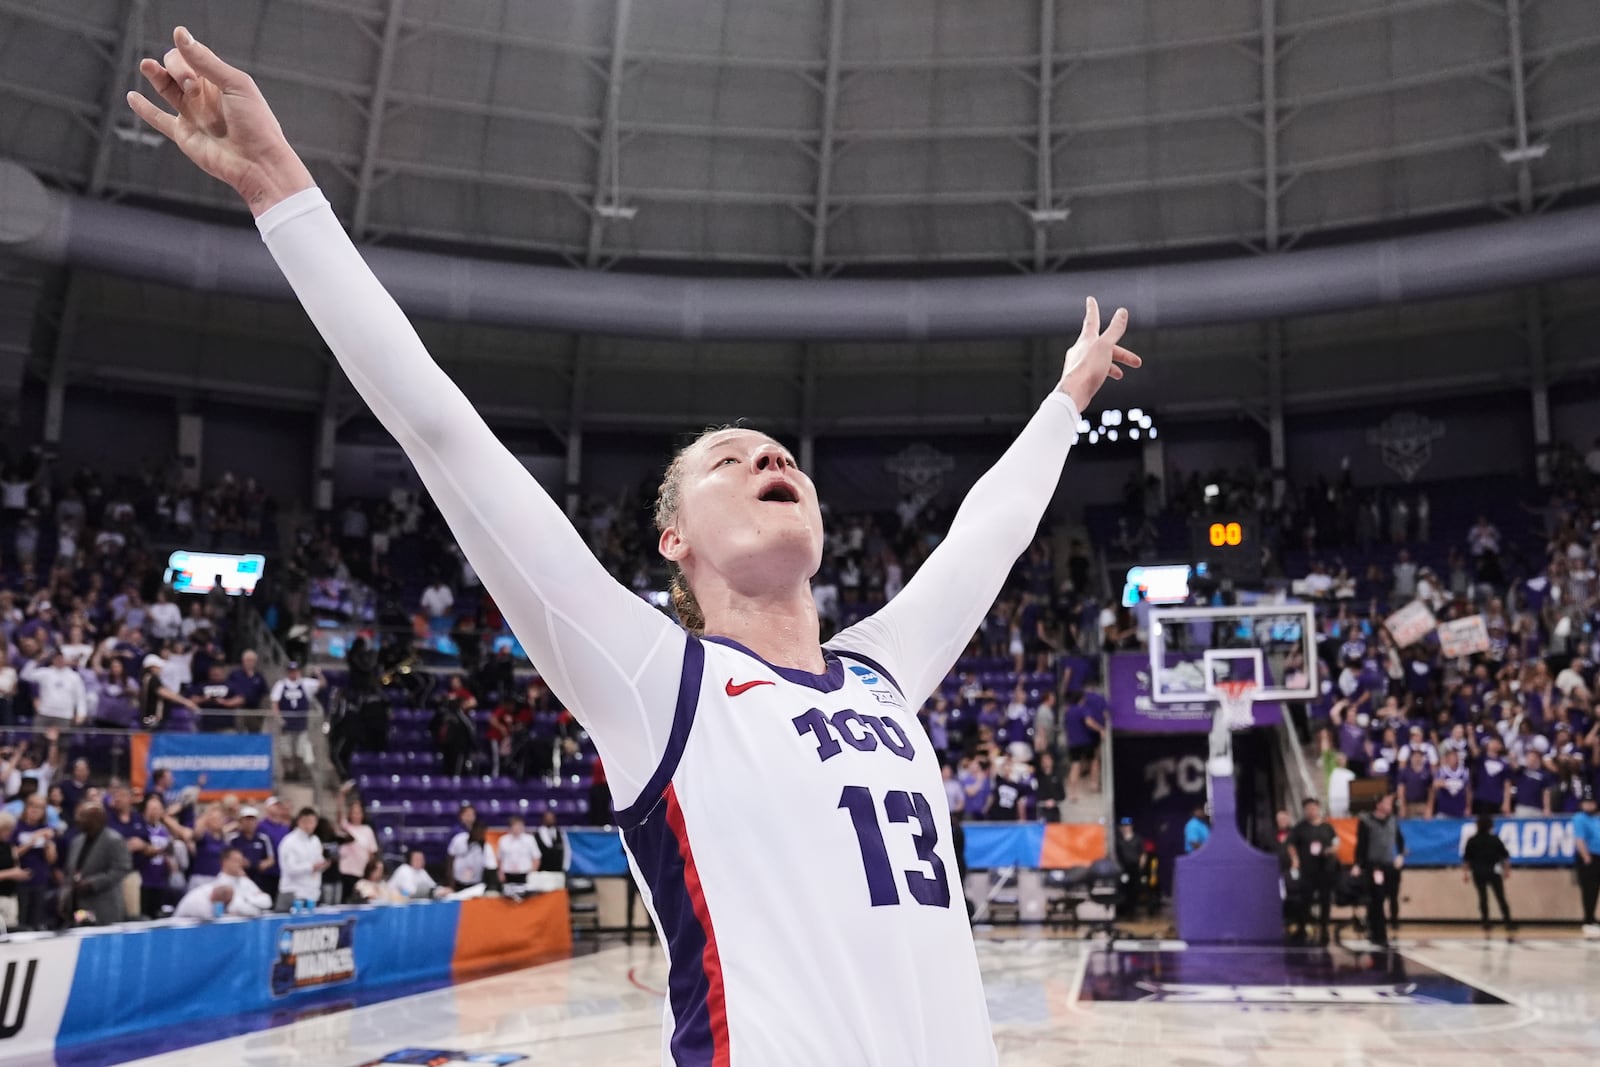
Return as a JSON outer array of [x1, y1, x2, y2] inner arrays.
[[654, 424, 742, 634]]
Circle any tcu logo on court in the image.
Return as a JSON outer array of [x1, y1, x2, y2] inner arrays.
[[0, 959, 37, 1040]]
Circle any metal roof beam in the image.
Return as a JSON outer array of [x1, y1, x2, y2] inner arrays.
[[350, 0, 406, 240], [808, 0, 845, 277], [584, 0, 634, 268]]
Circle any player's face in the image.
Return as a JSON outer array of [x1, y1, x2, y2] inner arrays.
[[664, 430, 824, 593]]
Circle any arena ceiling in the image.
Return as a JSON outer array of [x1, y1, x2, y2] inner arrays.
[[1, 0, 1600, 441], [3, 0, 1598, 274]]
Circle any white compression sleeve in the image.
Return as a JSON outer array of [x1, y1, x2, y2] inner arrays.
[[829, 391, 1081, 705], [256, 187, 685, 806]]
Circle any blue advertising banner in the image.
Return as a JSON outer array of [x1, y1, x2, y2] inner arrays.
[[145, 734, 274, 795], [1400, 817, 1580, 868], [1107, 653, 1283, 734], [963, 822, 1046, 869], [568, 829, 629, 876], [59, 904, 460, 1049]]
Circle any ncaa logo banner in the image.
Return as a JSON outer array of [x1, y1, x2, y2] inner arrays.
[[272, 920, 359, 996], [0, 936, 81, 1060]]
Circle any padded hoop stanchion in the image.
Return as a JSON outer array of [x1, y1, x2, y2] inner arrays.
[[1173, 681, 1284, 944]]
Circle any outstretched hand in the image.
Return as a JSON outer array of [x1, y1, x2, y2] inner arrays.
[[126, 26, 313, 214], [1058, 297, 1142, 413]]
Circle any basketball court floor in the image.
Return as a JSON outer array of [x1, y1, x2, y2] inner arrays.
[[106, 930, 1600, 1066]]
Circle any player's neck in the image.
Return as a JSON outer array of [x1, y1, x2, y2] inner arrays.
[[699, 585, 825, 674]]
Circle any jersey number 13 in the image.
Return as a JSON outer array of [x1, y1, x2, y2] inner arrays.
[[838, 786, 951, 908]]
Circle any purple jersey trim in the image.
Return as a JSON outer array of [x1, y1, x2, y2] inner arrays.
[[613, 634, 707, 831]]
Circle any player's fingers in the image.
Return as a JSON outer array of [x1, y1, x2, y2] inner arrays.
[[160, 48, 199, 93], [125, 91, 179, 141], [1112, 346, 1142, 368], [173, 26, 248, 92], [140, 58, 185, 112], [1079, 295, 1099, 341], [1100, 306, 1129, 346], [1106, 365, 1124, 381]]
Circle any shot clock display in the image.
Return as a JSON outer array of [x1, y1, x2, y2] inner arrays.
[[1190, 514, 1260, 582]]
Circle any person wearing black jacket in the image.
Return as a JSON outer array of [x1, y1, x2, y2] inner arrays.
[[1462, 814, 1513, 931], [1289, 798, 1341, 946], [1352, 794, 1407, 948], [1113, 818, 1148, 915]]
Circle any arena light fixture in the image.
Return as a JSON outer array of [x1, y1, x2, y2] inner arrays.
[[1499, 144, 1549, 164], [113, 124, 165, 148], [595, 203, 638, 221], [1028, 208, 1071, 225], [1084, 407, 1158, 445]]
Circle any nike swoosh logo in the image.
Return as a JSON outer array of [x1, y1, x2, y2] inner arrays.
[[726, 678, 775, 697]]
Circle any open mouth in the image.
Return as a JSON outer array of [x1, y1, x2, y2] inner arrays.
[[758, 482, 800, 504]]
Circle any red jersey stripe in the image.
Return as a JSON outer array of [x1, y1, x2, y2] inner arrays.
[[665, 784, 732, 1066]]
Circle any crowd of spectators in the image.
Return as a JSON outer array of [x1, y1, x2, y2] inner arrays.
[[1295, 474, 1600, 825]]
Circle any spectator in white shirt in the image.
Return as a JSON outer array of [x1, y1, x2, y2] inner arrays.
[[336, 783, 379, 903], [173, 848, 273, 918], [0, 649, 18, 725], [25, 650, 87, 725], [496, 815, 538, 886], [277, 808, 330, 909], [146, 588, 183, 641], [419, 581, 455, 621], [447, 823, 496, 890], [390, 849, 446, 900]]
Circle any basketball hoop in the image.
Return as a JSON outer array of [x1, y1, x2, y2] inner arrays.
[[1205, 679, 1257, 780], [1215, 679, 1258, 732]]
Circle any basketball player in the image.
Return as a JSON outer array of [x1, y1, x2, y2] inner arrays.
[[128, 28, 1139, 1065]]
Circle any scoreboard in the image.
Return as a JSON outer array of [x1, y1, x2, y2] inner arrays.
[[1189, 514, 1261, 583]]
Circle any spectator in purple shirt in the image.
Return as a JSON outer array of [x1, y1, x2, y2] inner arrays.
[[1510, 751, 1552, 816], [1396, 750, 1433, 818], [258, 796, 293, 854], [959, 757, 992, 820], [171, 804, 229, 889], [13, 793, 57, 929], [57, 759, 91, 821], [1431, 748, 1472, 818], [1334, 702, 1372, 777], [227, 805, 278, 900], [1471, 736, 1513, 816], [137, 794, 174, 918], [225, 650, 269, 723], [1062, 693, 1105, 804]]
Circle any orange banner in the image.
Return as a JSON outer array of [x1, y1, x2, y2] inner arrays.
[[1329, 817, 1358, 865], [452, 891, 573, 978], [1039, 823, 1106, 869], [129, 732, 150, 795]]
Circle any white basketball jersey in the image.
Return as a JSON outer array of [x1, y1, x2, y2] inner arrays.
[[616, 634, 994, 1066]]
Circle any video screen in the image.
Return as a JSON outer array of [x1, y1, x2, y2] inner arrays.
[[165, 551, 266, 596]]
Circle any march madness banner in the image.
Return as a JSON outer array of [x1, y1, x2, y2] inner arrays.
[[1107, 653, 1283, 734], [1400, 817, 1581, 868], [131, 733, 274, 800]]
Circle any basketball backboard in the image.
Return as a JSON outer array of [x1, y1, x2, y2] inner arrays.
[[1147, 603, 1317, 704]]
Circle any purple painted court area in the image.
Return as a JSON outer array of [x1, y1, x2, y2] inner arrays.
[[1078, 946, 1507, 1006]]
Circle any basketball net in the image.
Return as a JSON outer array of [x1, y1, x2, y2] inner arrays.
[[1207, 680, 1257, 779]]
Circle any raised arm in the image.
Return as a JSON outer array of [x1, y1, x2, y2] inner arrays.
[[831, 298, 1138, 703], [129, 28, 686, 805]]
